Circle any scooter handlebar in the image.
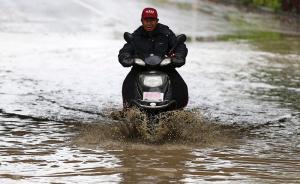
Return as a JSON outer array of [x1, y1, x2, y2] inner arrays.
[[133, 56, 171, 67]]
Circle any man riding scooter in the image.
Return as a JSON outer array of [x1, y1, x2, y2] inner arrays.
[[118, 7, 188, 110]]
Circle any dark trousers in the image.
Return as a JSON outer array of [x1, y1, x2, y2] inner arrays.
[[122, 67, 188, 109]]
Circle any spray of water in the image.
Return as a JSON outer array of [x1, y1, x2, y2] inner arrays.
[[72, 108, 249, 147]]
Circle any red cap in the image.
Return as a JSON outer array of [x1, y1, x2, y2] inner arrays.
[[141, 7, 158, 19]]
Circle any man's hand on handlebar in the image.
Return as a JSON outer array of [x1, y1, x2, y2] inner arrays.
[[171, 54, 185, 67], [120, 53, 134, 67], [122, 57, 134, 66]]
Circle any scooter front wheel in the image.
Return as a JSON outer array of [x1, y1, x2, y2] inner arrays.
[[146, 112, 159, 136]]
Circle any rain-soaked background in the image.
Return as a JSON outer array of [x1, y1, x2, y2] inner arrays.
[[0, 0, 299, 183]]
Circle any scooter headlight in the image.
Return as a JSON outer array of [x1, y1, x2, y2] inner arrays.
[[143, 76, 163, 87]]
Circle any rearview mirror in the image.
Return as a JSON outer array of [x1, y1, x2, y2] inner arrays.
[[176, 34, 186, 44], [124, 32, 133, 43]]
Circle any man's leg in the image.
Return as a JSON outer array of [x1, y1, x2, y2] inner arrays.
[[122, 69, 138, 108], [168, 70, 189, 109]]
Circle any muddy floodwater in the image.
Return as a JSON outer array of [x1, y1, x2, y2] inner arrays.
[[0, 0, 300, 183]]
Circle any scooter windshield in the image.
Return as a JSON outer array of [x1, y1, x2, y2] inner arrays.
[[144, 55, 162, 66]]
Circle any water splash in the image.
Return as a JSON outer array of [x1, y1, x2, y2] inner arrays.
[[72, 108, 249, 147]]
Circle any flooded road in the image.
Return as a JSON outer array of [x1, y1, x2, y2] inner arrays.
[[0, 0, 299, 183]]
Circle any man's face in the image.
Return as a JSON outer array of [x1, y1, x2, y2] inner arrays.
[[142, 18, 158, 32]]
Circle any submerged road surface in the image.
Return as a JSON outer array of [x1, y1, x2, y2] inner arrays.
[[0, 0, 299, 183]]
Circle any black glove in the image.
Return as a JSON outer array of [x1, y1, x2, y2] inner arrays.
[[119, 53, 134, 67], [122, 58, 134, 67], [171, 55, 185, 67]]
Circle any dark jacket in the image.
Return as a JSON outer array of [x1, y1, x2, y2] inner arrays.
[[118, 23, 188, 67]]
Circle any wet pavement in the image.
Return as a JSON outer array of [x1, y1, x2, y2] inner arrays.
[[0, 0, 299, 183]]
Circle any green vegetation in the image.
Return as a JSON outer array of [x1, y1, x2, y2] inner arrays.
[[218, 31, 282, 42], [218, 31, 300, 54], [240, 0, 282, 11], [237, 0, 300, 14]]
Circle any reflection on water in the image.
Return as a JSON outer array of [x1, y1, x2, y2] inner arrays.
[[249, 54, 300, 111], [1, 110, 299, 183], [0, 117, 122, 183]]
